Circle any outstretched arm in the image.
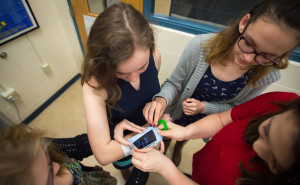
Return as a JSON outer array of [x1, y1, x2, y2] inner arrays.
[[158, 109, 233, 140], [83, 82, 125, 166]]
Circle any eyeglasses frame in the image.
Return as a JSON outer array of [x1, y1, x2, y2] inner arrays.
[[237, 21, 283, 66]]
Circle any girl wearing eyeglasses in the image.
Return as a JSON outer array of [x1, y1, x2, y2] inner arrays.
[[142, 0, 300, 167]]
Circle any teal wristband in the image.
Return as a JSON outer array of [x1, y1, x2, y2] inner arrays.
[[158, 120, 168, 130]]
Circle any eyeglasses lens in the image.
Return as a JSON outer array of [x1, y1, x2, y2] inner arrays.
[[238, 37, 276, 66]]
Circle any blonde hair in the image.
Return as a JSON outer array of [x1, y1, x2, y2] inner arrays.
[[0, 125, 67, 185], [203, 19, 289, 87]]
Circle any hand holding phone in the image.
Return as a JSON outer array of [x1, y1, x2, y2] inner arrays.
[[127, 127, 162, 149]]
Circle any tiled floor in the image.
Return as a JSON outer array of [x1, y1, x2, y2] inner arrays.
[[29, 79, 205, 185]]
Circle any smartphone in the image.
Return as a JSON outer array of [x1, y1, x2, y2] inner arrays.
[[127, 127, 162, 149]]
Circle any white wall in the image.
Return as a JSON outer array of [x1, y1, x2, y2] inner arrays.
[[152, 25, 300, 95], [0, 0, 83, 123], [1, 2, 299, 124]]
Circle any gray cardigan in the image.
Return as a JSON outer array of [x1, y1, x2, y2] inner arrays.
[[154, 34, 281, 120]]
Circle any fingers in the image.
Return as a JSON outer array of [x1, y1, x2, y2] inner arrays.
[[114, 134, 131, 146], [160, 113, 172, 122], [182, 99, 198, 115], [131, 158, 145, 172], [124, 120, 146, 132], [143, 102, 152, 124], [159, 140, 165, 153], [143, 102, 163, 126], [143, 102, 157, 125], [133, 146, 154, 153], [158, 129, 171, 138], [114, 120, 145, 146], [153, 105, 163, 126], [131, 149, 153, 172], [157, 123, 166, 130], [131, 147, 154, 162]]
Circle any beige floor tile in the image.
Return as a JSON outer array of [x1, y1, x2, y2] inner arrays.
[[29, 79, 206, 185]]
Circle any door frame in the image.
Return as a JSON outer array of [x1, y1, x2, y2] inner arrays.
[[68, 0, 143, 54]]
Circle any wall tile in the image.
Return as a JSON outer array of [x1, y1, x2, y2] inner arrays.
[[0, 0, 81, 121], [274, 61, 300, 92], [152, 25, 194, 54], [32, 2, 60, 28], [27, 22, 65, 50], [0, 37, 36, 71]]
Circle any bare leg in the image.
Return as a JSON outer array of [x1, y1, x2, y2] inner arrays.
[[172, 140, 188, 167], [163, 138, 172, 154], [121, 168, 131, 181]]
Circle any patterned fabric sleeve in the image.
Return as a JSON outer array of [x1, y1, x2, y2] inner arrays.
[[65, 158, 117, 185]]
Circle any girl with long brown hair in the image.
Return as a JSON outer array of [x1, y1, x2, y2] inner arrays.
[[81, 2, 163, 183]]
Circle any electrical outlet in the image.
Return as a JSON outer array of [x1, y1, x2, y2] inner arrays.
[[1, 88, 20, 102], [41, 63, 52, 75]]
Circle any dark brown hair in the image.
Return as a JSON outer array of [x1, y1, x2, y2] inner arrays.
[[203, 0, 300, 87], [237, 97, 300, 185], [81, 3, 155, 114]]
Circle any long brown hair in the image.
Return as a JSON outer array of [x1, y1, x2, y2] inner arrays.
[[203, 0, 300, 87], [81, 3, 155, 114], [0, 124, 68, 185], [237, 97, 300, 185]]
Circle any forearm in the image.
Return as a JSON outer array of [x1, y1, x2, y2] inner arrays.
[[184, 110, 232, 139], [160, 160, 198, 185], [87, 124, 125, 165]]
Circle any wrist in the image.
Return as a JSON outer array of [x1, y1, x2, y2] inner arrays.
[[183, 126, 192, 140], [197, 102, 205, 113], [121, 144, 131, 157], [155, 97, 167, 110], [158, 155, 175, 175]]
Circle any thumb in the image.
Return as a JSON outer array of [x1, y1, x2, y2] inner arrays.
[[158, 130, 170, 137]]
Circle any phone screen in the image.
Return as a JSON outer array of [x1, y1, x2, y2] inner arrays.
[[133, 130, 156, 149]]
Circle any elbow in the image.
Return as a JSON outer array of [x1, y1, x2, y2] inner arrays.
[[94, 155, 113, 166]]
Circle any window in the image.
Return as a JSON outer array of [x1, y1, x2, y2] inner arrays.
[[144, 0, 300, 62]]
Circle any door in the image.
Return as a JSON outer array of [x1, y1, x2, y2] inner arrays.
[[69, 0, 143, 53]]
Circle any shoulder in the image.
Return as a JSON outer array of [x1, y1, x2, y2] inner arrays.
[[184, 33, 216, 57], [231, 92, 299, 121], [191, 33, 217, 45], [256, 68, 281, 86], [82, 78, 107, 100], [153, 49, 161, 71]]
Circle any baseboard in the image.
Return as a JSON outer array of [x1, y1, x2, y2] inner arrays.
[[23, 74, 81, 125]]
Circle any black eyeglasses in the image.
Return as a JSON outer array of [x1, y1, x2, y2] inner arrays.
[[45, 150, 53, 185], [237, 23, 284, 66]]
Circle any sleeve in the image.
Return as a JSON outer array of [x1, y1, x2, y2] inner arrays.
[[202, 68, 281, 114], [203, 85, 268, 114], [153, 35, 203, 106], [51, 133, 93, 161], [231, 92, 299, 121]]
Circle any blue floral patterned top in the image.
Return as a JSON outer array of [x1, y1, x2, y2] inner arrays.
[[175, 66, 250, 126]]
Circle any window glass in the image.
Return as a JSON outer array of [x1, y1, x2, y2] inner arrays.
[[88, 0, 106, 14], [154, 0, 171, 16], [150, 0, 299, 62], [155, 0, 261, 26]]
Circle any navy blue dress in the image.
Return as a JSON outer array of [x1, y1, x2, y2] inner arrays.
[[175, 66, 250, 126], [108, 56, 160, 169]]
